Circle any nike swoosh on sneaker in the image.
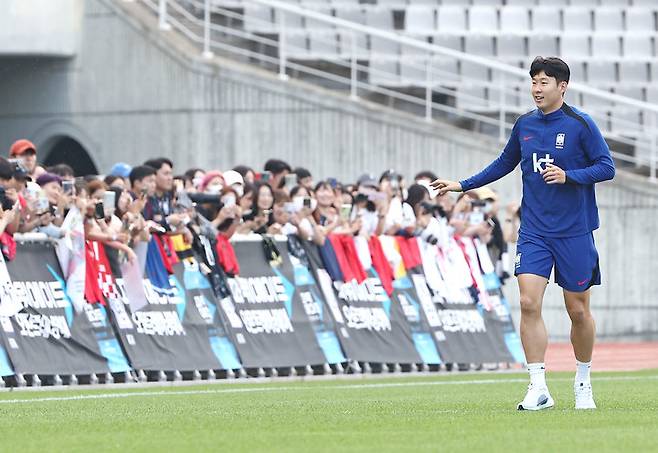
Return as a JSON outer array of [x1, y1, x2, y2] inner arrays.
[[537, 395, 548, 406]]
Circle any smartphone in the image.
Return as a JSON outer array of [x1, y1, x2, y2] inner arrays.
[[62, 180, 75, 196], [327, 177, 338, 189], [260, 171, 271, 183], [94, 202, 105, 220], [468, 211, 485, 225], [36, 194, 50, 214], [221, 194, 236, 208], [284, 173, 297, 190], [303, 197, 311, 209], [103, 191, 116, 217], [340, 203, 352, 221]]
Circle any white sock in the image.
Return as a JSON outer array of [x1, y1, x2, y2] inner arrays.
[[575, 360, 592, 384], [527, 362, 546, 388]]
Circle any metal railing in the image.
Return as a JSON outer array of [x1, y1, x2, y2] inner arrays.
[[139, 0, 658, 181]]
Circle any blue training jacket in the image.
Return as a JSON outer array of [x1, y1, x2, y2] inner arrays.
[[459, 103, 615, 238]]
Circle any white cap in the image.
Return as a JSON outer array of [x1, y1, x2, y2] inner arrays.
[[222, 170, 244, 187]]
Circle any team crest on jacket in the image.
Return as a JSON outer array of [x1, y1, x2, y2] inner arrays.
[[555, 133, 565, 149]]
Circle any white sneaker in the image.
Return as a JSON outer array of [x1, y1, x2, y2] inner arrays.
[[574, 382, 597, 410], [517, 384, 555, 411]]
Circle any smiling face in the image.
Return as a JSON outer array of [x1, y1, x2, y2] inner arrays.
[[531, 70, 567, 114]]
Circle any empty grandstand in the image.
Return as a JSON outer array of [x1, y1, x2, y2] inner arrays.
[[144, 0, 658, 178]]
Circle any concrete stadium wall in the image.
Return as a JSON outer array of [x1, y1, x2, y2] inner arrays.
[[0, 0, 656, 341], [0, 0, 84, 57]]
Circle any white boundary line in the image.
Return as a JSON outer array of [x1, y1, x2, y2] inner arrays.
[[1, 374, 656, 405]]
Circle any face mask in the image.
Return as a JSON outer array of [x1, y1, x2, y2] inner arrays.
[[232, 184, 244, 197], [205, 184, 222, 194]]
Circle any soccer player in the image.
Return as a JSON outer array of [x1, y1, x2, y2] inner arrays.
[[431, 57, 615, 410]]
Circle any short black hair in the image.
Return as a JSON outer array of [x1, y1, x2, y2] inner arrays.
[[529, 56, 570, 84], [104, 174, 123, 187], [414, 170, 438, 181], [294, 167, 312, 181], [233, 165, 254, 178], [184, 168, 203, 183], [48, 163, 75, 178], [264, 159, 292, 176], [0, 157, 13, 181], [144, 157, 174, 171], [129, 165, 156, 186]]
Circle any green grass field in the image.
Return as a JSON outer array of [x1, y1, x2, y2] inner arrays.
[[1, 370, 657, 452]]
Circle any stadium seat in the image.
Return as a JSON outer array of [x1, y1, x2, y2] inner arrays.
[[335, 7, 366, 25], [285, 33, 310, 59], [610, 109, 643, 136], [376, 0, 408, 9], [531, 7, 561, 34], [437, 6, 467, 33], [399, 58, 429, 85], [646, 85, 658, 104], [440, 0, 471, 5], [591, 35, 621, 58], [625, 8, 656, 33], [563, 8, 593, 33], [275, 10, 305, 31], [618, 61, 649, 84], [370, 36, 400, 56], [581, 91, 614, 113], [500, 7, 530, 34], [433, 58, 460, 84], [614, 86, 645, 101], [587, 61, 617, 84], [244, 5, 276, 33], [594, 8, 623, 33], [528, 35, 558, 57], [568, 61, 586, 83], [308, 32, 341, 59], [506, 0, 536, 5], [471, 0, 503, 5], [622, 35, 654, 59], [369, 60, 400, 85], [651, 61, 658, 82], [401, 37, 430, 57], [410, 0, 439, 5], [338, 31, 369, 59], [455, 86, 490, 111], [432, 35, 463, 52], [464, 34, 495, 56], [599, 0, 631, 5], [468, 6, 498, 33], [461, 61, 490, 82], [404, 6, 436, 33], [305, 6, 334, 30], [572, 0, 599, 6], [537, 0, 567, 5], [560, 35, 590, 59], [365, 8, 395, 30], [497, 35, 526, 60]]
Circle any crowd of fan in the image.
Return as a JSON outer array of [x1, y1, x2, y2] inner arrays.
[[0, 139, 520, 282]]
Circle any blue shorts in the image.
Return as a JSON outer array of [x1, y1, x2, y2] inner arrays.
[[514, 231, 601, 292]]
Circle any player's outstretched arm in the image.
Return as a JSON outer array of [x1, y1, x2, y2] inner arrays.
[[430, 179, 462, 196]]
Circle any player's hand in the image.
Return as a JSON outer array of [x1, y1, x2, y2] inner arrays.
[[429, 179, 462, 195], [542, 163, 566, 185]]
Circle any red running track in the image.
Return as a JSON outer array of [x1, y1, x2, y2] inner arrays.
[[544, 342, 658, 372]]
